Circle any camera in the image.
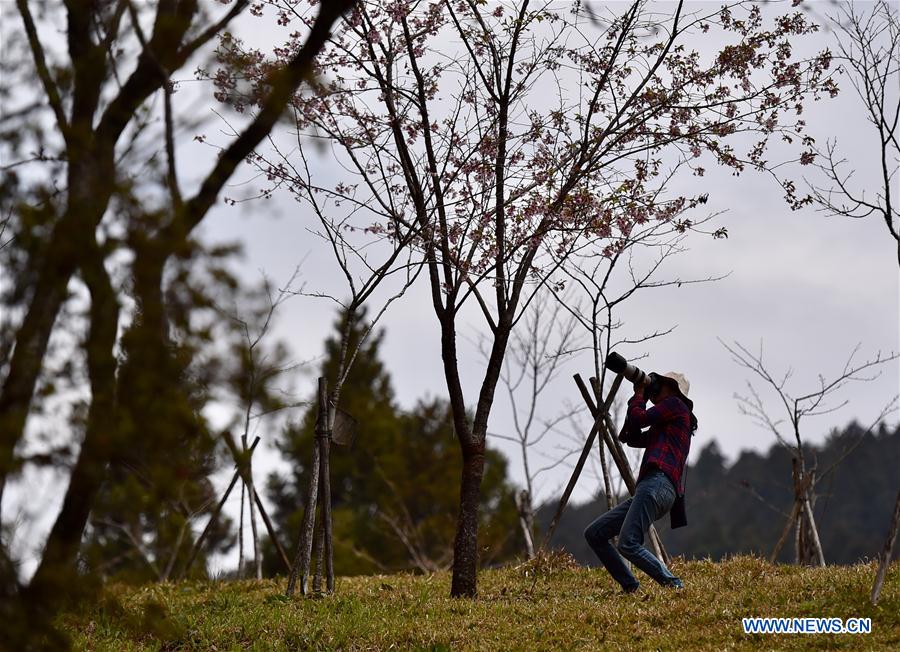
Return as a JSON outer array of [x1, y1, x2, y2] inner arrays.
[[604, 352, 663, 401]]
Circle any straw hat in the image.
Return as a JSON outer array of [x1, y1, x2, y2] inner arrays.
[[659, 371, 692, 410]]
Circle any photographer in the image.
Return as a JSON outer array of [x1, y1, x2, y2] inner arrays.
[[583, 371, 696, 593]]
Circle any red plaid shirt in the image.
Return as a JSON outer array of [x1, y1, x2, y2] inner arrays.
[[622, 393, 692, 495]]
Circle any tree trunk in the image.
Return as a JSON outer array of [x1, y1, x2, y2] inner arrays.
[[515, 490, 536, 560], [450, 440, 486, 597], [286, 377, 326, 596], [25, 395, 116, 602], [23, 247, 119, 611]]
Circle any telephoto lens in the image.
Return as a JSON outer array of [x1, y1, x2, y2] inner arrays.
[[606, 352, 666, 401], [604, 352, 650, 387]]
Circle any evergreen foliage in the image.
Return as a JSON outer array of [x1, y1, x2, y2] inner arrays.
[[266, 308, 521, 575]]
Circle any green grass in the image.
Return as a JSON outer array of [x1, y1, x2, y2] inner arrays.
[[59, 555, 899, 651]]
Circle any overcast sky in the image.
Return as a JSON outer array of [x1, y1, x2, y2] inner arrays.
[[3, 1, 897, 578]]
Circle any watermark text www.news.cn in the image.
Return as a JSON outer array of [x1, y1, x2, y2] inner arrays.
[[742, 617, 872, 635]]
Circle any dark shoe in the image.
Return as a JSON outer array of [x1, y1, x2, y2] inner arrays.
[[664, 578, 684, 590], [621, 583, 640, 594]]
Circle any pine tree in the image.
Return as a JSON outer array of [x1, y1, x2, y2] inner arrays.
[[266, 308, 521, 575]]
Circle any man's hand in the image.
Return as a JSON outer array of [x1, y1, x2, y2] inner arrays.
[[632, 381, 644, 397]]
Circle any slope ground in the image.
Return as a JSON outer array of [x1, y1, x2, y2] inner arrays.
[[58, 555, 899, 650]]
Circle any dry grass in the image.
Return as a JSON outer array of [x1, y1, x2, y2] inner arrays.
[[59, 555, 899, 650]]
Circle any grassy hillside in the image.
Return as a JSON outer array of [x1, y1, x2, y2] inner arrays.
[[59, 555, 899, 650]]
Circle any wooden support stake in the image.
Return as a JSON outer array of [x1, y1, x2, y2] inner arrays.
[[181, 436, 260, 578], [871, 489, 900, 605], [312, 515, 325, 592], [802, 488, 825, 567], [253, 483, 292, 574], [597, 429, 615, 512], [221, 430, 292, 573], [543, 374, 623, 546], [770, 501, 801, 563], [577, 376, 634, 492], [543, 420, 603, 545], [286, 377, 326, 596], [791, 458, 803, 564], [321, 425, 334, 593]]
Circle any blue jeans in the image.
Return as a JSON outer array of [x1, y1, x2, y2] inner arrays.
[[584, 469, 680, 590]]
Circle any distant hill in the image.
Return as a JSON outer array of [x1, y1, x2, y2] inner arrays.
[[540, 422, 900, 565]]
